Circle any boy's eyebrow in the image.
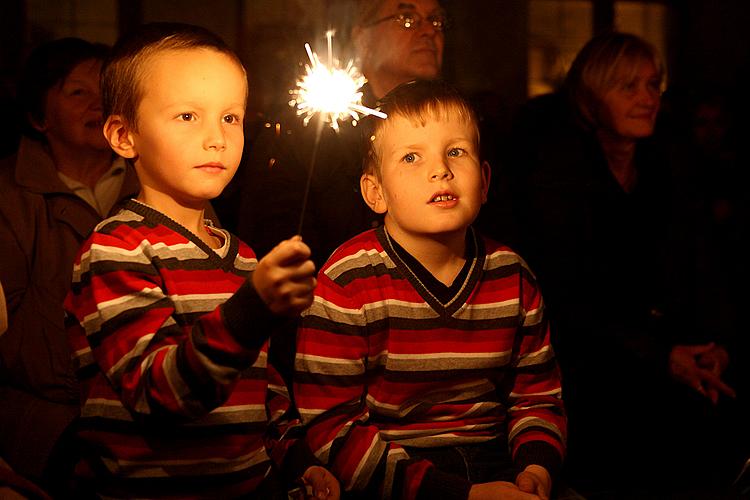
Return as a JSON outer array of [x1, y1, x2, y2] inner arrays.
[[160, 99, 246, 109], [388, 137, 476, 151]]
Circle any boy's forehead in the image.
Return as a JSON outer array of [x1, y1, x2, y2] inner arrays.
[[133, 47, 247, 115], [138, 47, 246, 90], [382, 106, 478, 139], [140, 47, 208, 74]]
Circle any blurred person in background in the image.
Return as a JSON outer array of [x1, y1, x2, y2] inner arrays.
[[0, 37, 139, 497], [485, 32, 746, 497]]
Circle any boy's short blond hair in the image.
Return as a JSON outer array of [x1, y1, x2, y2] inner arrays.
[[362, 79, 480, 177], [102, 22, 246, 130], [564, 31, 664, 130]]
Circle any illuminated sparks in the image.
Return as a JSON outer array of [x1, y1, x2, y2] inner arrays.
[[289, 30, 386, 131]]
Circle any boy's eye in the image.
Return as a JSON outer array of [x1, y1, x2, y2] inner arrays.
[[223, 114, 241, 124], [402, 152, 418, 163], [447, 148, 465, 158], [178, 113, 195, 121]]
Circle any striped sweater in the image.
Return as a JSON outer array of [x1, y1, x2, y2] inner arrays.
[[64, 200, 292, 499], [294, 227, 566, 500]]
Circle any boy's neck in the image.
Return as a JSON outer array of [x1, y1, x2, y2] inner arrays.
[[136, 188, 218, 248], [384, 222, 468, 286]]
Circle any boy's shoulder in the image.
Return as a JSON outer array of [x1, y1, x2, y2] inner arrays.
[[320, 227, 531, 275], [87, 201, 185, 251], [480, 232, 518, 258], [319, 228, 389, 280], [93, 204, 143, 233], [478, 231, 537, 279]]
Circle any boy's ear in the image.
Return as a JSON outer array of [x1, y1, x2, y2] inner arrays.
[[360, 173, 388, 214], [103, 115, 137, 159], [480, 160, 491, 204]]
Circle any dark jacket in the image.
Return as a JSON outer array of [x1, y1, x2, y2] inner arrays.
[[0, 138, 139, 481], [487, 93, 741, 491]]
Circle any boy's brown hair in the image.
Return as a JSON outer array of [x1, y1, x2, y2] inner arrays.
[[101, 22, 246, 130], [361, 79, 480, 177]]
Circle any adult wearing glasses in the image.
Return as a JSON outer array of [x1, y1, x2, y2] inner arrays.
[[229, 0, 447, 272], [492, 32, 747, 497]]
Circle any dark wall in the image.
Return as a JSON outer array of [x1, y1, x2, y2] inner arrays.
[[673, 0, 750, 91], [4, 1, 750, 138]]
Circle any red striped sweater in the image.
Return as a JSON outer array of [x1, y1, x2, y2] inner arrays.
[[64, 200, 293, 499], [294, 227, 566, 499]]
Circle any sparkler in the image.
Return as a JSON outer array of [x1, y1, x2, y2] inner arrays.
[[289, 30, 387, 131], [289, 30, 387, 235]]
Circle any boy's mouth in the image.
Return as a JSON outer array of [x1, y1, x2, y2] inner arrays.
[[195, 162, 226, 172], [429, 192, 457, 204]]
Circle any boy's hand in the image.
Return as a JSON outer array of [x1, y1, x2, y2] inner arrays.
[[253, 236, 316, 315], [469, 481, 541, 500], [515, 465, 551, 500], [302, 465, 340, 500]]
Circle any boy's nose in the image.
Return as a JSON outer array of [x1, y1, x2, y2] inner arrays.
[[204, 124, 226, 151], [430, 162, 454, 181]]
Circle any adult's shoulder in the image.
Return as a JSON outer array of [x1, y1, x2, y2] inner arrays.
[[0, 151, 39, 218], [0, 151, 18, 192]]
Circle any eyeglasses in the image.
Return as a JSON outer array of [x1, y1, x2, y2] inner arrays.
[[364, 10, 449, 32]]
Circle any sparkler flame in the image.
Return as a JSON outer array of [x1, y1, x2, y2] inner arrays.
[[289, 30, 386, 131]]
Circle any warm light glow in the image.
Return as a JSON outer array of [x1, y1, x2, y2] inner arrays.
[[289, 31, 386, 131]]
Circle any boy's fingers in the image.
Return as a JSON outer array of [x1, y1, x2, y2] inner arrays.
[[515, 471, 537, 493], [268, 238, 312, 266], [302, 466, 336, 499], [292, 261, 317, 281]]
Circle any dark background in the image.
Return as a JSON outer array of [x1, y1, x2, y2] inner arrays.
[[2, 0, 750, 141]]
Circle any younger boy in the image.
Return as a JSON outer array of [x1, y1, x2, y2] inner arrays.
[[294, 80, 566, 500], [65, 23, 337, 499]]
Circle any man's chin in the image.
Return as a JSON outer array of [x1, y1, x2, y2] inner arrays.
[[409, 64, 441, 80]]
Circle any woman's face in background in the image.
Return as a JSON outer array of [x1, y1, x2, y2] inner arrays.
[[39, 58, 109, 152], [599, 59, 661, 140]]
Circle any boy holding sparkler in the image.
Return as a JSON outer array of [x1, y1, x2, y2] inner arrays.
[[294, 80, 566, 500], [64, 23, 338, 499]]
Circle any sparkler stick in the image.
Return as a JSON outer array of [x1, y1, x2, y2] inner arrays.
[[289, 30, 387, 235]]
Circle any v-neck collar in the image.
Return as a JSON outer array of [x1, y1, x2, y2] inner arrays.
[[377, 226, 485, 317], [125, 199, 240, 270]]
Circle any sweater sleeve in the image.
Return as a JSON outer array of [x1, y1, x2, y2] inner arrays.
[[64, 228, 283, 421], [294, 271, 453, 500], [505, 262, 567, 477]]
